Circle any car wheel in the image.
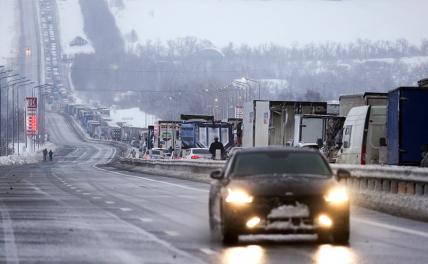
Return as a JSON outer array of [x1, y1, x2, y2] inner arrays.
[[332, 228, 350, 245], [222, 224, 239, 245], [220, 205, 239, 245]]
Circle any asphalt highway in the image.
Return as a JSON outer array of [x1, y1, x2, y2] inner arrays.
[[1, 113, 428, 263]]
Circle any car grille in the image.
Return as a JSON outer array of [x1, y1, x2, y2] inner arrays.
[[255, 195, 321, 207]]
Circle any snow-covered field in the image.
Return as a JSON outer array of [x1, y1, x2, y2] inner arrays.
[[56, 0, 94, 56], [110, 107, 158, 127], [0, 0, 18, 66], [0, 142, 57, 167], [108, 0, 428, 48]]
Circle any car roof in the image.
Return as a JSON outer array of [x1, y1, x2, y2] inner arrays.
[[236, 146, 319, 154]]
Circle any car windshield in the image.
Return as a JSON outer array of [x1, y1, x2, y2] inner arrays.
[[151, 150, 161, 155], [193, 149, 210, 155], [231, 151, 331, 177]]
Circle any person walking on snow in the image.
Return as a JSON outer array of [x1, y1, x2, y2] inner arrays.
[[42, 148, 48, 161], [48, 150, 53, 161]]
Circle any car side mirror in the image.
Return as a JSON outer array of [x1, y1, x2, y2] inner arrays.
[[210, 169, 224, 180], [336, 169, 351, 181]]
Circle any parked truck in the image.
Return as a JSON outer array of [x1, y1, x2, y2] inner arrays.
[[336, 105, 387, 165], [154, 121, 182, 150], [180, 121, 233, 149], [242, 100, 327, 147], [293, 114, 345, 161], [387, 87, 428, 166]]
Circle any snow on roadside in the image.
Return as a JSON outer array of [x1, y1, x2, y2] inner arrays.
[[0, 142, 57, 167], [0, 0, 18, 66], [56, 0, 94, 56]]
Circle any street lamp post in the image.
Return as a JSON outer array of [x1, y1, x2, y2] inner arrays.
[[4, 78, 29, 155], [0, 72, 19, 155], [242, 77, 261, 100], [232, 80, 250, 104]]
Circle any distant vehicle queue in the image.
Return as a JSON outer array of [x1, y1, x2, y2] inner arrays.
[[64, 80, 428, 167]]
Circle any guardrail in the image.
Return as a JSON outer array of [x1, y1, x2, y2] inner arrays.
[[330, 164, 428, 196], [119, 158, 428, 196], [118, 158, 428, 220]]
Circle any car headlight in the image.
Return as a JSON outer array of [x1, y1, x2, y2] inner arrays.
[[324, 187, 349, 204], [225, 188, 253, 205]]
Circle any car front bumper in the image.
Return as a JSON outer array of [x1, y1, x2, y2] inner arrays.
[[222, 198, 349, 234]]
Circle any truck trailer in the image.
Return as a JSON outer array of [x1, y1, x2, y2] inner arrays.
[[242, 100, 327, 147], [387, 87, 428, 166]]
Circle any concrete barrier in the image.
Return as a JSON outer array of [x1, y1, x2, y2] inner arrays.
[[118, 158, 428, 220]]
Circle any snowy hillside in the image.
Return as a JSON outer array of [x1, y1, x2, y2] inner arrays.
[[0, 0, 18, 66], [56, 0, 94, 56], [108, 0, 428, 48]]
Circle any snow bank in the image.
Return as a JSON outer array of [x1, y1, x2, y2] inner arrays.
[[0, 142, 57, 167], [0, 0, 18, 66], [110, 107, 158, 128], [108, 0, 428, 48], [56, 0, 94, 56]]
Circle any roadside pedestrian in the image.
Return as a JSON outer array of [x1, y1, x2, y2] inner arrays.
[[209, 136, 225, 160], [48, 150, 53, 161], [43, 148, 48, 161]]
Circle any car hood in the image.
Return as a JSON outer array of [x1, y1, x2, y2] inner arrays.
[[226, 175, 337, 197]]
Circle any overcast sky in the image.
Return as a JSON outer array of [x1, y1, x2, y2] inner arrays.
[[115, 0, 428, 47]]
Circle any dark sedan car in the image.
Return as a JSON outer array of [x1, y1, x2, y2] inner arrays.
[[209, 147, 350, 244]]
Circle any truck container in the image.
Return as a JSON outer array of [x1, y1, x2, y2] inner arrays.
[[339, 92, 387, 116], [387, 87, 428, 166], [293, 114, 345, 147], [154, 121, 182, 150], [180, 121, 233, 149], [242, 100, 327, 147]]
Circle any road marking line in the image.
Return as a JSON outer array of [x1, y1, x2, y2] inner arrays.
[[105, 201, 115, 204], [0, 204, 18, 262], [140, 218, 153, 222], [94, 166, 208, 193], [165, 231, 179, 237], [354, 217, 428, 238], [82, 193, 91, 195], [120, 208, 133, 212], [92, 196, 102, 199], [200, 248, 217, 255]]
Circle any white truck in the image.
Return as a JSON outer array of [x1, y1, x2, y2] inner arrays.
[[242, 100, 327, 147], [336, 105, 387, 165], [339, 92, 387, 116]]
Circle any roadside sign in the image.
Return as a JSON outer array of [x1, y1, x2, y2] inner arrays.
[[26, 97, 37, 109]]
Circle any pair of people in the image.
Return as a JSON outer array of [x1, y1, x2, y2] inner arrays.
[[42, 149, 54, 161]]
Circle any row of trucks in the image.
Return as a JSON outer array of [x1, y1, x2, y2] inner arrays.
[[337, 87, 428, 166], [145, 115, 235, 153], [242, 86, 428, 166]]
